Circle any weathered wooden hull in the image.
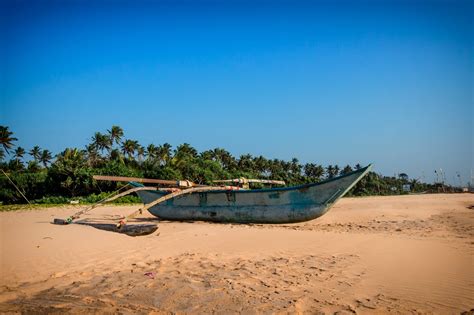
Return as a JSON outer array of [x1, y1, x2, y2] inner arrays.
[[135, 165, 371, 224]]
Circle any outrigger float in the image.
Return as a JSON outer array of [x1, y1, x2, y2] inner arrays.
[[53, 165, 372, 236]]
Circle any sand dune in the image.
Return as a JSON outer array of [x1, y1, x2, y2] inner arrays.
[[1, 193, 473, 314]]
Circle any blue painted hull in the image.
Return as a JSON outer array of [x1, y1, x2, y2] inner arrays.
[[135, 165, 371, 224]]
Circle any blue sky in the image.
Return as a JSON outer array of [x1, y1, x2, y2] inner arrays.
[[1, 0, 472, 185]]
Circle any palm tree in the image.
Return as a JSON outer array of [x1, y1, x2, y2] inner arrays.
[[85, 144, 100, 166], [13, 146, 25, 163], [290, 158, 301, 176], [107, 125, 124, 146], [91, 132, 111, 156], [157, 143, 172, 165], [146, 144, 158, 160], [238, 154, 254, 171], [137, 145, 145, 162], [254, 156, 268, 176], [172, 143, 197, 169], [12, 146, 25, 169], [109, 148, 124, 163], [304, 163, 324, 181], [314, 164, 325, 180], [0, 126, 18, 154], [27, 160, 41, 172], [29, 146, 42, 161], [326, 165, 336, 179], [268, 159, 285, 179], [39, 149, 52, 167], [334, 165, 340, 177], [121, 139, 139, 159], [175, 143, 198, 158], [0, 149, 4, 161], [200, 150, 214, 161], [212, 148, 236, 170], [341, 164, 353, 175]]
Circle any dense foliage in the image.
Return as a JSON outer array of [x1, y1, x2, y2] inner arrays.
[[0, 125, 435, 204]]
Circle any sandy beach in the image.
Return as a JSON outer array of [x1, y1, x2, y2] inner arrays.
[[0, 193, 473, 314]]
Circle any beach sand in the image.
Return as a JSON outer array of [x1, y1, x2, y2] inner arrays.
[[1, 193, 473, 314]]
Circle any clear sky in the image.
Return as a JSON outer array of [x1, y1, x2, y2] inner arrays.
[[1, 0, 472, 185]]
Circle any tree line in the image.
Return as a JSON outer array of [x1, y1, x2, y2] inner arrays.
[[0, 125, 434, 204]]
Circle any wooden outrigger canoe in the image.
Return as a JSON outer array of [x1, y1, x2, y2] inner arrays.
[[131, 164, 372, 224]]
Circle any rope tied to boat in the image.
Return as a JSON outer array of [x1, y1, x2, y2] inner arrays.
[[60, 184, 132, 224]]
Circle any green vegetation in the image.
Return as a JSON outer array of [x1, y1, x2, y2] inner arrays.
[[0, 125, 435, 205]]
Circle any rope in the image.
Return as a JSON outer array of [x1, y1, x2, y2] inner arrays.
[[65, 184, 132, 222], [1, 169, 31, 204]]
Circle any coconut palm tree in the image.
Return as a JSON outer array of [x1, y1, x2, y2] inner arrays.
[[200, 150, 213, 161], [174, 143, 198, 158], [157, 143, 172, 165], [212, 148, 236, 170], [107, 125, 124, 146], [13, 147, 25, 163], [121, 139, 139, 159], [326, 165, 336, 179], [27, 160, 41, 172], [91, 132, 111, 156], [109, 148, 124, 163], [39, 149, 53, 167], [29, 146, 42, 161], [267, 159, 285, 179], [238, 154, 254, 171], [146, 144, 158, 160], [254, 156, 268, 176], [85, 144, 100, 166], [304, 163, 324, 181], [341, 164, 353, 175], [172, 143, 197, 169], [290, 158, 301, 176], [334, 165, 340, 177], [0, 126, 18, 154], [137, 145, 145, 162]]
